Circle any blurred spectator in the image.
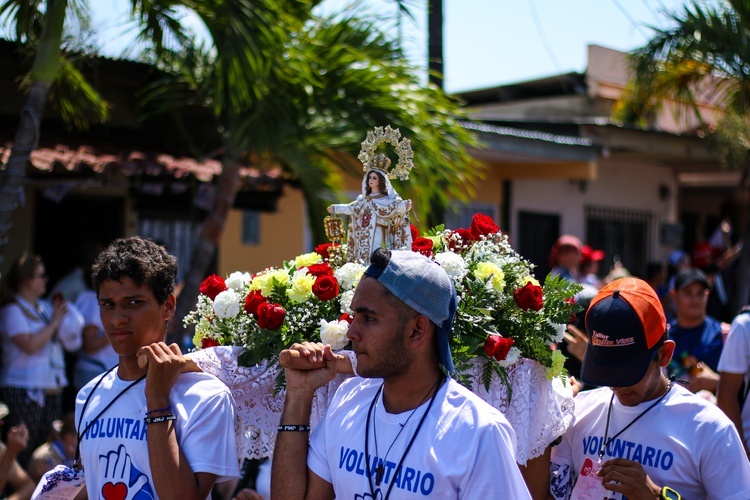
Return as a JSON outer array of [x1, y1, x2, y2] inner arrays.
[[28, 412, 77, 484], [692, 241, 731, 322], [577, 245, 604, 289], [48, 241, 103, 304], [0, 254, 83, 467], [664, 249, 691, 321], [72, 282, 118, 392], [548, 235, 582, 283], [717, 308, 750, 456], [0, 403, 34, 500], [668, 268, 729, 396]]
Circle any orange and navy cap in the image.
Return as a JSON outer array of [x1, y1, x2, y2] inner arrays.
[[581, 278, 667, 387]]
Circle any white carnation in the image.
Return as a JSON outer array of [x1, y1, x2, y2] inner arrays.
[[320, 319, 350, 350], [498, 346, 521, 367], [225, 271, 251, 292], [335, 263, 366, 290], [339, 289, 355, 314], [213, 289, 241, 319], [434, 251, 468, 282], [549, 321, 566, 344]]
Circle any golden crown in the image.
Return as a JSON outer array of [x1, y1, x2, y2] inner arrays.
[[358, 125, 414, 181]]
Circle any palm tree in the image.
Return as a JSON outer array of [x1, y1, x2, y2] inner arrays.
[[614, 0, 750, 313], [144, 6, 481, 341]]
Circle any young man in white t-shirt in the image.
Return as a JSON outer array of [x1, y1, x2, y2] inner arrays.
[[75, 237, 238, 499], [717, 310, 750, 455], [549, 278, 750, 500], [272, 249, 531, 499]]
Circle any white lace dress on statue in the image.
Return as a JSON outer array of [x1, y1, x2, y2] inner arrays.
[[189, 346, 573, 465]]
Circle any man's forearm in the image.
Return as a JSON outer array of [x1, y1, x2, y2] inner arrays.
[[271, 389, 315, 500]]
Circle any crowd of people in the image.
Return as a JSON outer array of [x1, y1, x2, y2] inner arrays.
[[0, 230, 747, 499]]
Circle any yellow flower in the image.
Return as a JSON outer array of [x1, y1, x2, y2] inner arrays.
[[193, 319, 211, 347], [474, 262, 505, 293], [250, 269, 290, 297], [522, 275, 540, 287], [294, 252, 322, 268], [287, 270, 316, 303], [546, 349, 566, 380]]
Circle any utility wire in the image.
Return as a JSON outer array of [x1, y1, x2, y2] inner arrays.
[[611, 0, 650, 39], [528, 0, 561, 73]]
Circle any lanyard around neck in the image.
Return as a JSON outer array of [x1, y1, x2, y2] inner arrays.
[[599, 381, 673, 460], [74, 366, 146, 469]]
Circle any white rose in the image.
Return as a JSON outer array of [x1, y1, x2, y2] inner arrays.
[[213, 289, 241, 319], [320, 319, 350, 350], [549, 321, 566, 344], [225, 271, 251, 292]]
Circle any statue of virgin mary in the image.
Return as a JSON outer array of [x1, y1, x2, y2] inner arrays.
[[327, 156, 412, 263]]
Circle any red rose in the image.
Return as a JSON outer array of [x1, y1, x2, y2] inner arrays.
[[199, 274, 227, 300], [412, 237, 434, 258], [513, 282, 544, 311], [244, 290, 267, 318], [484, 335, 514, 361], [201, 337, 221, 349], [339, 313, 353, 324], [306, 263, 333, 278], [410, 224, 420, 241], [257, 302, 285, 330], [469, 213, 499, 240], [565, 297, 577, 323], [449, 228, 474, 250], [312, 275, 339, 301], [315, 242, 339, 260]]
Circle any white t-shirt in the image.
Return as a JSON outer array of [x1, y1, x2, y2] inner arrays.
[[718, 312, 750, 441], [74, 290, 118, 372], [76, 369, 239, 499], [550, 383, 750, 500], [308, 377, 531, 499], [0, 295, 83, 389]]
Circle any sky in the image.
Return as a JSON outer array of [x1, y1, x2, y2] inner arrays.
[[90, 0, 698, 94]]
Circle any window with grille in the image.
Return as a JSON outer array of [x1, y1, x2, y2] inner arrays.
[[242, 210, 261, 245], [585, 206, 652, 279], [138, 218, 200, 284]]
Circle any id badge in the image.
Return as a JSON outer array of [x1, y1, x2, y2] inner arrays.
[[31, 464, 86, 499], [570, 457, 611, 500]]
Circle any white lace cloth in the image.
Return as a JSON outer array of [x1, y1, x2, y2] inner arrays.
[[190, 347, 573, 465]]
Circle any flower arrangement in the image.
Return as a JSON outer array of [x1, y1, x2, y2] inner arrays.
[[185, 213, 581, 396]]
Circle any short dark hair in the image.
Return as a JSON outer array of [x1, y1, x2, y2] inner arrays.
[[92, 237, 177, 304]]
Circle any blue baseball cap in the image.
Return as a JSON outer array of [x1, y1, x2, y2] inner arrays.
[[364, 250, 457, 374]]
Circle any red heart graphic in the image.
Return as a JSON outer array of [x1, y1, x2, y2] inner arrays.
[[102, 482, 127, 500]]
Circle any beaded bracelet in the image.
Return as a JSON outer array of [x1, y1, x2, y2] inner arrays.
[[144, 414, 177, 425], [145, 405, 172, 415], [277, 424, 311, 432]]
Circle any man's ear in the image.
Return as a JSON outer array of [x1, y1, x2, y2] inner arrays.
[[163, 293, 176, 322], [407, 315, 433, 350], [658, 340, 676, 367]]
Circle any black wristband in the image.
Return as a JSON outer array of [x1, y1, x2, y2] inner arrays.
[[144, 414, 176, 425], [277, 424, 311, 432]]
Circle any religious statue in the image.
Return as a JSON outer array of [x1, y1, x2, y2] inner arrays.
[[326, 126, 414, 263]]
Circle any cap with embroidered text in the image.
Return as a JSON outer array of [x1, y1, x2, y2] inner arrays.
[[581, 278, 666, 387]]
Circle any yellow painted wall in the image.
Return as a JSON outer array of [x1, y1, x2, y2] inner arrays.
[[218, 185, 308, 275]]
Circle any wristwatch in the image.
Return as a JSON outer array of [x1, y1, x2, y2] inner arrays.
[[660, 486, 681, 500]]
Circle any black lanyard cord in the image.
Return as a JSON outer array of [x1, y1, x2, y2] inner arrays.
[[74, 366, 146, 469], [599, 381, 673, 460], [365, 374, 444, 500]]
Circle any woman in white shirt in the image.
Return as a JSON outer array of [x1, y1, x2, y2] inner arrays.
[[0, 253, 83, 467]]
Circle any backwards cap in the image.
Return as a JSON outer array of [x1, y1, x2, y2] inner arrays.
[[364, 250, 457, 373], [581, 277, 666, 387]]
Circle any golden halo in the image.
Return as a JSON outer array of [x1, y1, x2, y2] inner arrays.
[[357, 125, 414, 181]]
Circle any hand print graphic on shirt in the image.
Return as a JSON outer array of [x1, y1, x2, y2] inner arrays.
[[99, 444, 153, 500]]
